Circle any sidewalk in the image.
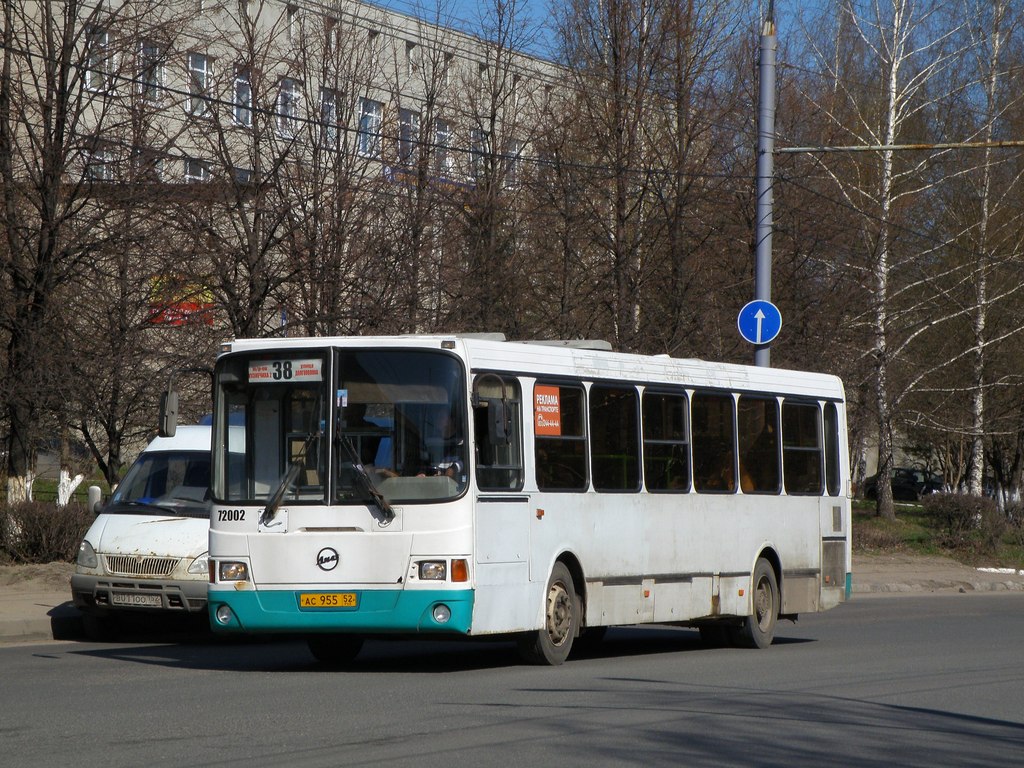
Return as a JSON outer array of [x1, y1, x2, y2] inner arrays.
[[2, 555, 1024, 646]]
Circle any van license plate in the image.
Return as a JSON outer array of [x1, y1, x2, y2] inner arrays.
[[111, 592, 162, 608], [299, 593, 358, 608]]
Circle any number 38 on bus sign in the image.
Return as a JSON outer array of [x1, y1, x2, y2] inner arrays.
[[248, 359, 323, 383]]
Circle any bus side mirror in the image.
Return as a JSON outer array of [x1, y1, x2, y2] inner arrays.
[[159, 389, 178, 437], [484, 398, 511, 446], [87, 485, 103, 515]]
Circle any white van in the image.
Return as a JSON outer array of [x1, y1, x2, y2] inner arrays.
[[71, 425, 211, 638]]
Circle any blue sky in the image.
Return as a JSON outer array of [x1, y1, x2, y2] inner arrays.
[[365, 0, 559, 58]]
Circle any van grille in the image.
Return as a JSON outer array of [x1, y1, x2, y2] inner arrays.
[[104, 555, 179, 578]]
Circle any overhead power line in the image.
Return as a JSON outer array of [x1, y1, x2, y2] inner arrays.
[[779, 140, 1024, 154]]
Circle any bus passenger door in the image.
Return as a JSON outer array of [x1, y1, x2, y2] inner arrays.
[[474, 496, 532, 628], [471, 377, 534, 633]]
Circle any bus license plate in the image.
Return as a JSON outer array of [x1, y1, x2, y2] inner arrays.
[[299, 593, 358, 609], [111, 592, 162, 608]]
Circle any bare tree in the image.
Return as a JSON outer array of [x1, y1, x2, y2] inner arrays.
[[0, 0, 187, 500]]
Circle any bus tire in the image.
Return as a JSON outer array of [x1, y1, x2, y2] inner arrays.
[[731, 557, 779, 649], [307, 634, 364, 666], [517, 562, 579, 665]]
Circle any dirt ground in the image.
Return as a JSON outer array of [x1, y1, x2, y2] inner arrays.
[[0, 561, 75, 590]]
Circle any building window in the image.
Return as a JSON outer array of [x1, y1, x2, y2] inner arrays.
[[503, 140, 522, 188], [470, 128, 488, 180], [131, 147, 163, 181], [86, 27, 112, 92], [286, 5, 300, 42], [319, 88, 339, 146], [405, 41, 418, 75], [234, 167, 253, 185], [357, 98, 382, 158], [86, 146, 114, 182], [398, 108, 419, 165], [139, 41, 162, 102], [277, 77, 300, 137], [234, 67, 252, 126], [325, 17, 339, 55], [434, 118, 452, 177], [443, 52, 454, 86], [187, 52, 211, 116], [184, 157, 211, 182]]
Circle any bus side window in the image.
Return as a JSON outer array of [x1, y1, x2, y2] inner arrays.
[[473, 376, 524, 491], [692, 392, 736, 493], [738, 396, 780, 494], [824, 402, 841, 496], [642, 391, 690, 492], [534, 383, 587, 491], [782, 401, 823, 495], [590, 385, 640, 492]]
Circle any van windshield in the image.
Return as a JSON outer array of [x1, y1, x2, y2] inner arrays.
[[108, 450, 210, 518]]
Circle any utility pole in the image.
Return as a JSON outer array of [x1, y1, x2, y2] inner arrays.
[[754, 1, 777, 367]]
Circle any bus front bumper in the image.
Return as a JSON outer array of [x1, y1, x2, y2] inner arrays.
[[209, 587, 473, 635]]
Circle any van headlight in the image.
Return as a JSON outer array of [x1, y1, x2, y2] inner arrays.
[[76, 540, 98, 569], [187, 552, 209, 576]]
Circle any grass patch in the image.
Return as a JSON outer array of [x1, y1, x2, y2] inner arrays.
[[853, 497, 1024, 569]]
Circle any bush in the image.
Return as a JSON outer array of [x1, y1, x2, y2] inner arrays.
[[0, 501, 93, 564], [921, 493, 1005, 555]]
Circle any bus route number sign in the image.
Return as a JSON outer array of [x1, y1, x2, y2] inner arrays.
[[248, 359, 323, 383]]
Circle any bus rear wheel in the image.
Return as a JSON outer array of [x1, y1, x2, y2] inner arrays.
[[307, 634, 364, 666], [517, 562, 579, 665], [731, 558, 779, 649]]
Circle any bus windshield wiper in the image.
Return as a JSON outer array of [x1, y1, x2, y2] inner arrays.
[[261, 428, 320, 527], [338, 436, 395, 522], [260, 461, 303, 527]]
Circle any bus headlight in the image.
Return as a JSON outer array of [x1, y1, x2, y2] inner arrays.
[[76, 540, 97, 569], [418, 561, 447, 580], [219, 561, 249, 582], [187, 552, 209, 575]]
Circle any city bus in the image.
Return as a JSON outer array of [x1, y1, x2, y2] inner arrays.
[[204, 334, 851, 665]]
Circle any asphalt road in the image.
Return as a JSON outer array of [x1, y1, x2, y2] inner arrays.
[[4, 593, 1023, 768]]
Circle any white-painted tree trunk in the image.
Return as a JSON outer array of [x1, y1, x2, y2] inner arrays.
[[56, 469, 85, 507], [6, 472, 35, 504]]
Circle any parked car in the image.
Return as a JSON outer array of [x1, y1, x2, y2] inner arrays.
[[71, 425, 211, 639], [861, 466, 943, 501]]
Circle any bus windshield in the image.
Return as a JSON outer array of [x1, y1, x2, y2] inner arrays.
[[334, 349, 467, 503], [212, 348, 467, 505]]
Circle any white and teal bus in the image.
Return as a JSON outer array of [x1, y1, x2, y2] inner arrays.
[[206, 334, 851, 665]]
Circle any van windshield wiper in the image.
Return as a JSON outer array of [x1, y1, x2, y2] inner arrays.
[[337, 436, 395, 522]]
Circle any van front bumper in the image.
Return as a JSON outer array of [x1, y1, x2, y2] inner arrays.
[[71, 572, 208, 615]]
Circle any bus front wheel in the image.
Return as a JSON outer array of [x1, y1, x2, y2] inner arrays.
[[307, 634, 364, 666], [731, 558, 779, 649], [517, 562, 579, 665]]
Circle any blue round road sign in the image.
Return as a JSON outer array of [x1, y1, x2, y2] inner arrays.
[[737, 300, 782, 345]]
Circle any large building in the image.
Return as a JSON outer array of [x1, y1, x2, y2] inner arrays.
[[75, 0, 559, 198]]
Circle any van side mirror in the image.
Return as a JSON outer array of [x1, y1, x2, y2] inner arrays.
[[159, 389, 178, 437], [87, 485, 103, 515]]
